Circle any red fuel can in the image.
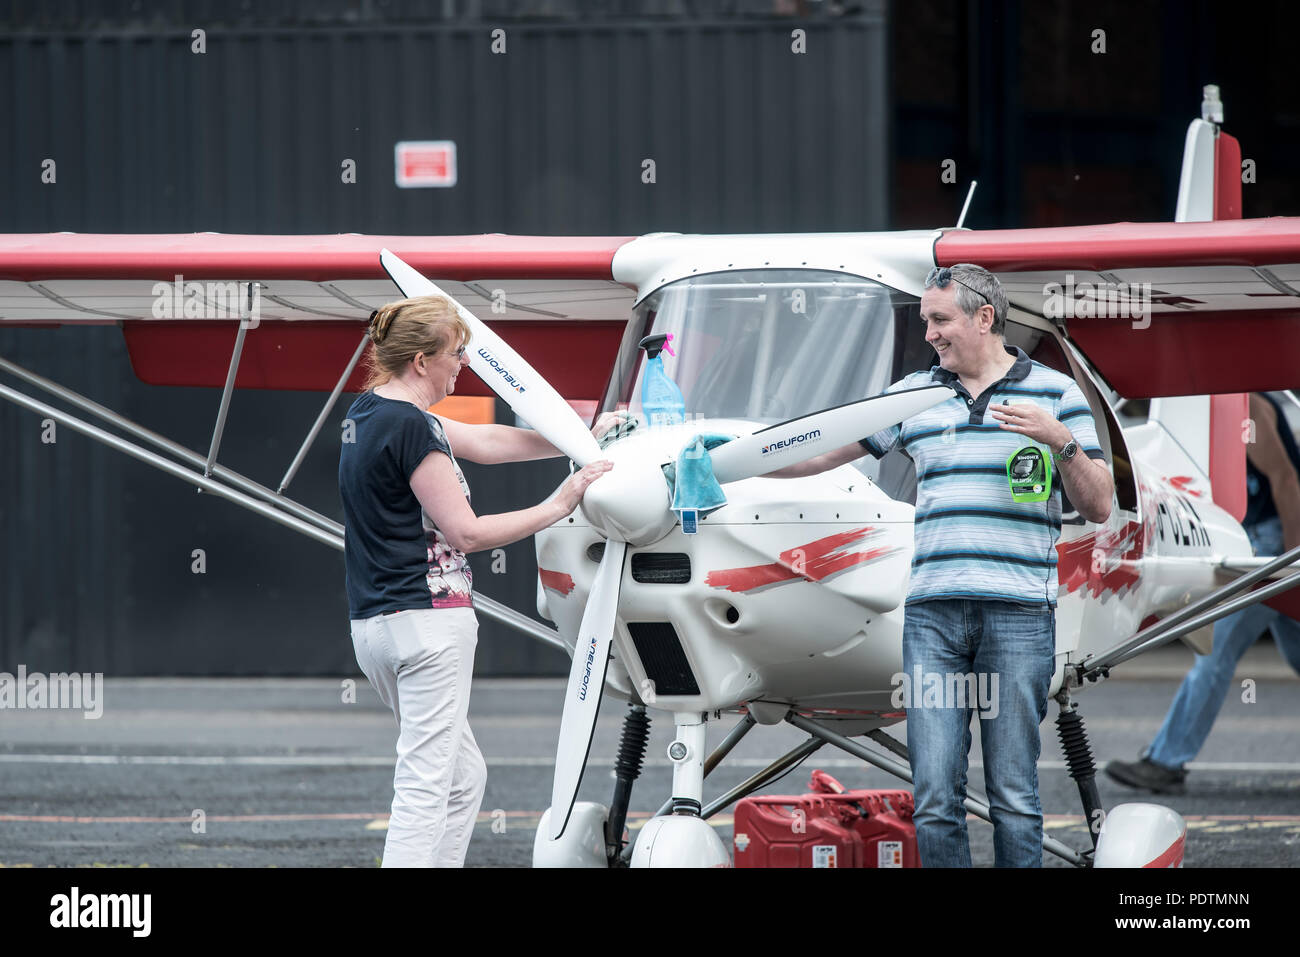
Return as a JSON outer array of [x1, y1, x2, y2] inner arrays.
[[732, 771, 919, 868]]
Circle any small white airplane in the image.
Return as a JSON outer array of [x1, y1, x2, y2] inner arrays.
[[1, 86, 1297, 867]]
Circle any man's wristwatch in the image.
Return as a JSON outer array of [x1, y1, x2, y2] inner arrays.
[[1054, 435, 1079, 461]]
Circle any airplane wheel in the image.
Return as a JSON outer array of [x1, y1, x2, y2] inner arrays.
[[630, 814, 732, 868]]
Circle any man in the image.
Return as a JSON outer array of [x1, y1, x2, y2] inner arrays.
[[771, 263, 1114, 866], [1106, 392, 1300, 792]]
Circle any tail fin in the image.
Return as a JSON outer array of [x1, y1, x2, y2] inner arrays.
[[1148, 86, 1247, 521]]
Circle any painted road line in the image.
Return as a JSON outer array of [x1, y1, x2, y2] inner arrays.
[[3, 753, 1300, 772]]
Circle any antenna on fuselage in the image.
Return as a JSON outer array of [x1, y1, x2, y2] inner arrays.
[[955, 180, 978, 229]]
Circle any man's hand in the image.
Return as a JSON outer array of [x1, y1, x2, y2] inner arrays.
[[591, 410, 629, 441], [989, 402, 1072, 452], [990, 401, 1113, 523]]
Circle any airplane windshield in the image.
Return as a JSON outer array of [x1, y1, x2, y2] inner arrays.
[[603, 268, 929, 425], [601, 268, 931, 496]]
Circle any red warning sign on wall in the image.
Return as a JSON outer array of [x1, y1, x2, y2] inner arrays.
[[394, 141, 457, 188]]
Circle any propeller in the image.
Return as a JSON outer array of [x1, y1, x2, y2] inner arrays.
[[376, 250, 955, 841], [708, 385, 955, 484], [379, 249, 602, 466], [549, 538, 626, 839]]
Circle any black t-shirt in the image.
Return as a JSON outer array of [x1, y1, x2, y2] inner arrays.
[[338, 391, 474, 620]]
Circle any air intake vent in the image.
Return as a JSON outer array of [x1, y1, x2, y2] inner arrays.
[[630, 552, 691, 584], [586, 542, 605, 563], [626, 622, 699, 696]]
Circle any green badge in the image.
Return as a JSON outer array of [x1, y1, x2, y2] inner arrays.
[[1006, 446, 1052, 503]]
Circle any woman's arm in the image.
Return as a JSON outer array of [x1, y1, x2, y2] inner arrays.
[[439, 419, 556, 464], [409, 451, 613, 553], [441, 412, 627, 466]]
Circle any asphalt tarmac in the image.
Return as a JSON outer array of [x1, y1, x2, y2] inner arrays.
[[2, 642, 1298, 868]]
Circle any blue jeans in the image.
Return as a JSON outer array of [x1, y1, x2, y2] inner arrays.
[[903, 599, 1056, 867], [1146, 517, 1300, 768]]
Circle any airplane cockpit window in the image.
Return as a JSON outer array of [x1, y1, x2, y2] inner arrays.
[[601, 269, 928, 501]]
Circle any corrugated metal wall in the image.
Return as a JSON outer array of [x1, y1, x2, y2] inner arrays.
[[0, 5, 890, 675], [2, 12, 887, 235]]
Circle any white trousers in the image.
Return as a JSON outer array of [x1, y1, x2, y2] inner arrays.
[[350, 606, 487, 867]]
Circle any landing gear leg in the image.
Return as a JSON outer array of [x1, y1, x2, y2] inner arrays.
[[1057, 685, 1189, 867], [605, 703, 650, 866], [629, 712, 732, 867], [1055, 688, 1103, 863]]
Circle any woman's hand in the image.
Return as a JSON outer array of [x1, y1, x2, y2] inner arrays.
[[557, 460, 614, 513], [591, 411, 629, 441]]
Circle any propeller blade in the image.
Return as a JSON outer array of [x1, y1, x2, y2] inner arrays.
[[379, 249, 603, 466], [549, 538, 626, 841], [708, 384, 956, 484]]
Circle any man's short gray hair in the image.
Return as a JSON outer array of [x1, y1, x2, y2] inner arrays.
[[924, 262, 1009, 335]]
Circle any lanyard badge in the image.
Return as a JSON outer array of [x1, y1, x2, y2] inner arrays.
[[1007, 446, 1052, 503]]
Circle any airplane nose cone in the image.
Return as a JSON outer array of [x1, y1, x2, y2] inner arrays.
[[579, 457, 675, 546]]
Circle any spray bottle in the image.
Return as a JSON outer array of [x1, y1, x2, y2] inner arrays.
[[639, 333, 685, 428]]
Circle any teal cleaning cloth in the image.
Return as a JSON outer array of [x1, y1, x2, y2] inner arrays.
[[665, 433, 734, 516]]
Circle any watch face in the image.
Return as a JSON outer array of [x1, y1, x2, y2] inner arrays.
[[1061, 440, 1078, 459]]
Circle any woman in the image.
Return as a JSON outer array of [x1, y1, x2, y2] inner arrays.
[[338, 294, 615, 867]]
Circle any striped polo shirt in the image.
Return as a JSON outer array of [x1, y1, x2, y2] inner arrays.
[[859, 345, 1106, 608]]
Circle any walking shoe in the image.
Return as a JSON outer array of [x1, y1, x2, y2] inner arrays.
[[1104, 757, 1187, 794]]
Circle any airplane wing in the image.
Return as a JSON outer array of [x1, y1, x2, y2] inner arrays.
[[0, 233, 639, 399], [9, 223, 1299, 401], [934, 216, 1300, 399]]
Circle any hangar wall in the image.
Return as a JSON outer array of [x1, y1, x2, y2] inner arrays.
[[0, 3, 890, 675]]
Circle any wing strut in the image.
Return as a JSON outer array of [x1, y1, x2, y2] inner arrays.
[[1075, 547, 1300, 679], [204, 283, 258, 477], [0, 352, 340, 535], [0, 350, 573, 656], [278, 332, 370, 494]]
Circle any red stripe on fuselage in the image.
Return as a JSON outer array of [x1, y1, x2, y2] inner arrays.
[[705, 527, 893, 593], [1056, 520, 1145, 599], [538, 568, 576, 596]]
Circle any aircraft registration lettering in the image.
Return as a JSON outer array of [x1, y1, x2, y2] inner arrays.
[[1153, 491, 1210, 550]]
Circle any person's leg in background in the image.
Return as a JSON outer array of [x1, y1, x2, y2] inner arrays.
[[1253, 518, 1300, 675], [903, 599, 977, 867], [1108, 518, 1289, 790], [1271, 611, 1300, 673], [1143, 602, 1273, 769]]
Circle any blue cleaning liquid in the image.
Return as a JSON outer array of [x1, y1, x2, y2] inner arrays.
[[641, 351, 685, 428]]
